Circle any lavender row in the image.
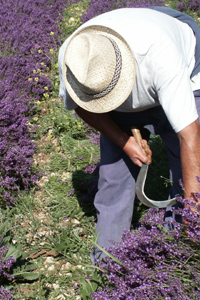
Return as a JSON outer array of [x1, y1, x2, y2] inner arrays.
[[81, 0, 165, 23], [178, 0, 200, 11], [0, 0, 80, 205], [81, 0, 200, 24], [0, 0, 83, 297], [92, 199, 200, 299]]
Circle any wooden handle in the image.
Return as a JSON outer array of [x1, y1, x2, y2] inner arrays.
[[131, 127, 147, 156]]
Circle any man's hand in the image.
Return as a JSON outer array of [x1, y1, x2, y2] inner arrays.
[[123, 136, 152, 167], [75, 106, 152, 168]]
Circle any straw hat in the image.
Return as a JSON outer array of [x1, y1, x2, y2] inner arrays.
[[63, 25, 136, 113]]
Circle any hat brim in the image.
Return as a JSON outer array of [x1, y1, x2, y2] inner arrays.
[[63, 25, 136, 113]]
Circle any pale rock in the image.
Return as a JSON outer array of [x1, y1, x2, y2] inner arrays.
[[52, 283, 60, 289]]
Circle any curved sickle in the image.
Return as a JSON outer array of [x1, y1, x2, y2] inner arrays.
[[136, 164, 177, 208]]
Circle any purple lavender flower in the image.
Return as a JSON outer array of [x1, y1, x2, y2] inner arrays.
[[0, 0, 80, 205], [0, 286, 14, 300], [0, 246, 16, 278], [0, 244, 16, 300], [81, 0, 165, 23], [92, 196, 200, 299], [67, 189, 75, 195], [177, 0, 200, 11]]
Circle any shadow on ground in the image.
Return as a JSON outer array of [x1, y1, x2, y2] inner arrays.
[[72, 164, 99, 218]]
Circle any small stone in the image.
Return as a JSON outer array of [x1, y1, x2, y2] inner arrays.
[[56, 295, 66, 300], [61, 262, 72, 270], [48, 265, 55, 271], [71, 218, 80, 225], [45, 257, 54, 264], [52, 283, 60, 289], [69, 17, 75, 23]]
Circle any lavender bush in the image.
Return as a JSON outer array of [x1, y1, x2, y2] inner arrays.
[[81, 0, 165, 23], [0, 0, 80, 205], [0, 243, 16, 300], [177, 0, 200, 12], [91, 196, 200, 299], [0, 287, 13, 300]]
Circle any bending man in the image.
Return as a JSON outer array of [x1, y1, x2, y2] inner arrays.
[[58, 7, 200, 263]]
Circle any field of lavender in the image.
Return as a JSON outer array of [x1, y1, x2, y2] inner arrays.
[[0, 0, 200, 299]]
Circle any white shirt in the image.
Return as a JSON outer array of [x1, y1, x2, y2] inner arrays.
[[58, 8, 199, 133]]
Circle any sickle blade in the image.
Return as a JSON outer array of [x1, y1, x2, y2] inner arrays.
[[136, 164, 177, 208]]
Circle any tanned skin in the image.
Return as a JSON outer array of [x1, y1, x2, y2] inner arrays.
[[75, 106, 152, 167], [177, 119, 200, 203], [76, 106, 200, 206]]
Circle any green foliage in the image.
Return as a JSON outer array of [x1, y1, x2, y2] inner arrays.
[[71, 266, 108, 300], [50, 102, 90, 139], [49, 154, 69, 172], [44, 143, 56, 154], [79, 272, 102, 300], [1, 242, 39, 282], [30, 99, 91, 141], [145, 134, 171, 200], [45, 225, 92, 263], [59, 1, 89, 44]]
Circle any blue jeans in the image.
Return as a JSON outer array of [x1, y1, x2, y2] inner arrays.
[[91, 90, 200, 264]]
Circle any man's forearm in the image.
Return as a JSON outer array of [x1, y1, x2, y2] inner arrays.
[[75, 106, 152, 167], [178, 119, 200, 201], [75, 106, 129, 148]]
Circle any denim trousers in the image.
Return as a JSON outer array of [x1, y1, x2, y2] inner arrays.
[[91, 90, 200, 264]]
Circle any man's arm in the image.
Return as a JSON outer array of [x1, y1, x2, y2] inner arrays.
[[75, 106, 152, 167], [177, 119, 200, 202]]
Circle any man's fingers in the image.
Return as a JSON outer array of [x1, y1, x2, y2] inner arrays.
[[141, 140, 151, 153], [123, 136, 152, 166], [132, 157, 143, 167], [141, 140, 152, 164], [141, 153, 152, 165]]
